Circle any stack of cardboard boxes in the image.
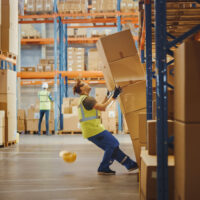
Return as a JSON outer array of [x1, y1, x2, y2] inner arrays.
[[0, 111, 5, 146], [57, 0, 86, 14], [1, 0, 18, 56], [37, 59, 54, 72], [0, 70, 17, 145], [17, 109, 26, 132], [174, 40, 200, 199], [68, 48, 85, 71], [120, 0, 138, 12], [62, 97, 81, 132], [26, 0, 53, 14], [88, 49, 103, 71], [97, 30, 146, 164], [91, 0, 117, 13], [21, 24, 41, 39], [26, 103, 54, 133]]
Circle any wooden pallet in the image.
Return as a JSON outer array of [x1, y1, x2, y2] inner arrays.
[[5, 140, 16, 147], [0, 50, 17, 60], [28, 131, 54, 135], [58, 131, 82, 135]]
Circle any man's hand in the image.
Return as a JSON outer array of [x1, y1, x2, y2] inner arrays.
[[112, 87, 122, 99]]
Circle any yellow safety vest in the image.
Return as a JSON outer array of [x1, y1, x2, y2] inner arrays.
[[38, 90, 51, 110], [78, 95, 105, 139]]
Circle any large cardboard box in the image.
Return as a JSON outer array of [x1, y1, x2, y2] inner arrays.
[[174, 121, 200, 200], [17, 109, 26, 120], [0, 111, 5, 145], [140, 149, 174, 200], [147, 120, 174, 155], [97, 29, 145, 90], [63, 114, 81, 132], [174, 40, 200, 123], [17, 119, 25, 132], [0, 94, 16, 118], [125, 108, 146, 140], [0, 70, 16, 94], [95, 88, 107, 103], [119, 80, 146, 114], [7, 117, 17, 141]]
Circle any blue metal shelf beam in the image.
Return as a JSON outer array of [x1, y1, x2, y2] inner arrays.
[[64, 22, 68, 98], [54, 0, 58, 133], [155, 0, 169, 199], [145, 0, 153, 121]]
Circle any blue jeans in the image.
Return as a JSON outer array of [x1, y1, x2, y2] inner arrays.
[[38, 110, 49, 134], [88, 130, 137, 171]]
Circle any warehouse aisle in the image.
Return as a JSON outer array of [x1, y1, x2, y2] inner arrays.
[[0, 135, 139, 200]]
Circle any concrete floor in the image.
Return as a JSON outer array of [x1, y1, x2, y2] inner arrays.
[[0, 134, 139, 200]]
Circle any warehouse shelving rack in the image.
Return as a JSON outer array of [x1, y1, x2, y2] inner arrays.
[[18, 0, 139, 133], [139, 0, 200, 199], [0, 55, 17, 71]]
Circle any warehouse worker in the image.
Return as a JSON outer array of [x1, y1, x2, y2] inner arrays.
[[73, 80, 138, 175], [38, 82, 53, 136]]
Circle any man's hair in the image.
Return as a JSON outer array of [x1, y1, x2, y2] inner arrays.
[[73, 79, 84, 95]]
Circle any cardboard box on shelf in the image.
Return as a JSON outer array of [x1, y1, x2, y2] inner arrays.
[[37, 64, 45, 72], [63, 114, 81, 132], [21, 67, 27, 72], [147, 120, 174, 155], [125, 108, 146, 140], [44, 65, 53, 72], [26, 67, 36, 72], [35, 0, 44, 12], [17, 109, 26, 120], [26, 0, 36, 13], [174, 40, 200, 123], [119, 81, 146, 115], [174, 121, 200, 200], [140, 149, 174, 200], [0, 70, 16, 94]]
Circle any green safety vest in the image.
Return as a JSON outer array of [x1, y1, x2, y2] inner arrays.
[[38, 90, 51, 110], [78, 95, 105, 139]]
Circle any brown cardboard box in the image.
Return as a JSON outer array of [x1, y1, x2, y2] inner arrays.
[[17, 119, 25, 132], [130, 138, 141, 166], [0, 70, 16, 94], [63, 114, 81, 132], [35, 0, 44, 12], [140, 149, 174, 200], [44, 65, 53, 72], [0, 110, 5, 127], [0, 126, 5, 145], [95, 88, 107, 103], [62, 106, 72, 114], [37, 64, 45, 72], [7, 117, 17, 141], [120, 81, 146, 115], [147, 120, 174, 155], [21, 67, 27, 72], [97, 29, 140, 63], [125, 108, 146, 140], [174, 40, 200, 123], [26, 67, 36, 72], [109, 55, 145, 84], [17, 109, 26, 120], [0, 94, 16, 118], [27, 108, 40, 120], [174, 121, 200, 200], [26, 0, 36, 13]]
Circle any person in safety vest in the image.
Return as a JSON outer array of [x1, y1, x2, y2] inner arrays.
[[73, 79, 138, 175], [38, 82, 53, 136]]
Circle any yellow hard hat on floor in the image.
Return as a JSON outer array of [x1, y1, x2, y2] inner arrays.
[[59, 151, 77, 163]]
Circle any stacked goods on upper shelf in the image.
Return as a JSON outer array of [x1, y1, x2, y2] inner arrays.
[[68, 48, 85, 71], [88, 49, 103, 71], [17, 109, 26, 133], [62, 97, 81, 132], [21, 24, 41, 39], [0, 70, 17, 145], [67, 27, 87, 38], [0, 0, 18, 57], [97, 29, 146, 165], [26, 101, 54, 133], [26, 0, 54, 14], [174, 40, 200, 200], [37, 59, 55, 72], [57, 0, 86, 14], [120, 0, 138, 12], [91, 0, 117, 13], [0, 111, 5, 146], [95, 88, 118, 133]]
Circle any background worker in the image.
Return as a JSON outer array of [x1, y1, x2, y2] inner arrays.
[[73, 79, 138, 175], [38, 82, 53, 136]]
